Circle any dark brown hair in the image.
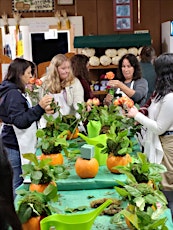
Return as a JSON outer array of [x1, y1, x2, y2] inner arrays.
[[4, 58, 32, 94], [117, 53, 142, 81], [140, 45, 156, 63], [71, 54, 90, 82]]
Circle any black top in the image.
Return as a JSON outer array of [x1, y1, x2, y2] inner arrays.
[[0, 80, 44, 150]]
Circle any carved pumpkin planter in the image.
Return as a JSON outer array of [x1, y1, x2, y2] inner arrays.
[[39, 153, 64, 166], [29, 181, 56, 193], [106, 153, 132, 173], [75, 157, 99, 179], [22, 216, 41, 230]]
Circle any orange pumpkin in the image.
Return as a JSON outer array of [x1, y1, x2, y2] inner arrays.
[[39, 153, 64, 165], [22, 216, 41, 230], [107, 153, 132, 173], [67, 128, 79, 140], [75, 157, 99, 178], [29, 181, 56, 193]]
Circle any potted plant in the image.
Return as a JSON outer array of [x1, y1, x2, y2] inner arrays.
[[115, 152, 167, 189], [36, 114, 70, 165], [21, 153, 70, 193], [16, 189, 55, 230], [99, 123, 133, 173], [111, 153, 168, 230]]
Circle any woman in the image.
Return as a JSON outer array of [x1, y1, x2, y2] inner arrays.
[[104, 53, 148, 107], [0, 137, 22, 230], [71, 54, 94, 101], [140, 45, 157, 100], [0, 58, 53, 194], [40, 54, 84, 117], [127, 53, 173, 216]]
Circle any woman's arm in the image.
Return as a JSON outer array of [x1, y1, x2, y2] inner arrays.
[[5, 90, 51, 129], [128, 93, 173, 135]]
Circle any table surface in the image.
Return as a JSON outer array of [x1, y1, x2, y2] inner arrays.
[[17, 139, 173, 229]]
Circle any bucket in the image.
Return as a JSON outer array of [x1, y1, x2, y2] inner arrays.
[[40, 199, 112, 230]]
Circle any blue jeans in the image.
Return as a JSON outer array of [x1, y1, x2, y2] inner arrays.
[[5, 147, 23, 197]]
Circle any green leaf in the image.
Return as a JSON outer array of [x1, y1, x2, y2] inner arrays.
[[18, 204, 32, 224], [120, 209, 140, 230], [22, 153, 39, 166], [43, 184, 58, 202], [114, 186, 129, 197], [124, 185, 142, 198], [133, 197, 145, 211]]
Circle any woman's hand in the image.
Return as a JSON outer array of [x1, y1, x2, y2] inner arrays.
[[127, 106, 139, 118], [107, 80, 121, 88], [38, 94, 53, 110], [103, 93, 114, 106], [44, 105, 55, 114]]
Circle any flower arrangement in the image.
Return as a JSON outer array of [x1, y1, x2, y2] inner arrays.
[[113, 96, 134, 109], [26, 77, 43, 106], [105, 71, 115, 95], [26, 77, 58, 112]]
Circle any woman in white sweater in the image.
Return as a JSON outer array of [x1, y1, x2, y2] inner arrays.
[[39, 54, 84, 116], [127, 52, 173, 217]]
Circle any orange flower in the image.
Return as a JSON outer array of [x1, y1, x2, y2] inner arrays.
[[105, 71, 115, 80]]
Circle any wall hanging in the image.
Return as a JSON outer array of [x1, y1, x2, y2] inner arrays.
[[12, 0, 54, 12], [57, 0, 73, 5], [113, 0, 133, 31]]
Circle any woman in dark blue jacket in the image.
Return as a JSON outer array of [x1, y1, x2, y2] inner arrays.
[[0, 58, 53, 196]]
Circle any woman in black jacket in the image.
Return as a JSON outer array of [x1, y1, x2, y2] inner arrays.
[[0, 58, 53, 196]]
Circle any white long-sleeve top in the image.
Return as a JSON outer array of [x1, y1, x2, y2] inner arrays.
[[134, 93, 173, 163]]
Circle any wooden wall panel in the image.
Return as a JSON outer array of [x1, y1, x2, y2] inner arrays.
[[1, 0, 173, 55]]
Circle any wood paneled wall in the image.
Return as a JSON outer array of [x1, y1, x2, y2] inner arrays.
[[1, 0, 173, 55]]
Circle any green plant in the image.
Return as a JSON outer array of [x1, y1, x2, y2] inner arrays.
[[22, 153, 70, 185], [99, 123, 133, 156], [115, 152, 167, 188], [16, 189, 55, 224], [36, 114, 69, 154], [111, 153, 168, 230], [77, 103, 141, 136]]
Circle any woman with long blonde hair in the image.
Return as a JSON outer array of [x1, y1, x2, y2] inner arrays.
[[40, 54, 84, 117]]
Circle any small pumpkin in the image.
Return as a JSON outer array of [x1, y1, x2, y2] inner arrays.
[[107, 153, 132, 173], [75, 157, 99, 178], [39, 153, 64, 166], [22, 216, 41, 230]]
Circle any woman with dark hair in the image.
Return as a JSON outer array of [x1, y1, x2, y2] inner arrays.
[[140, 45, 157, 100], [127, 53, 173, 216], [0, 137, 22, 230], [104, 53, 148, 107], [71, 54, 94, 101], [0, 58, 53, 195]]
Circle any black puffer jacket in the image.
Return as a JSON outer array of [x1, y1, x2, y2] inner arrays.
[[0, 80, 44, 150]]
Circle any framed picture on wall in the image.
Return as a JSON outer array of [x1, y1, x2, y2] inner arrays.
[[57, 0, 73, 5], [12, 0, 54, 12], [113, 0, 133, 31]]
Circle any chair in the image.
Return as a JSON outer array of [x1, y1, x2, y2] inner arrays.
[[0, 54, 12, 82], [37, 61, 50, 78], [64, 52, 75, 59]]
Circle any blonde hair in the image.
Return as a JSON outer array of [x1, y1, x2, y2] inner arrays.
[[43, 54, 75, 93]]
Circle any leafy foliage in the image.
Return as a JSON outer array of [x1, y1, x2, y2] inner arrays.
[[111, 153, 168, 230], [99, 123, 133, 156], [22, 153, 70, 184], [115, 152, 167, 187], [16, 189, 56, 224], [77, 103, 141, 136]]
